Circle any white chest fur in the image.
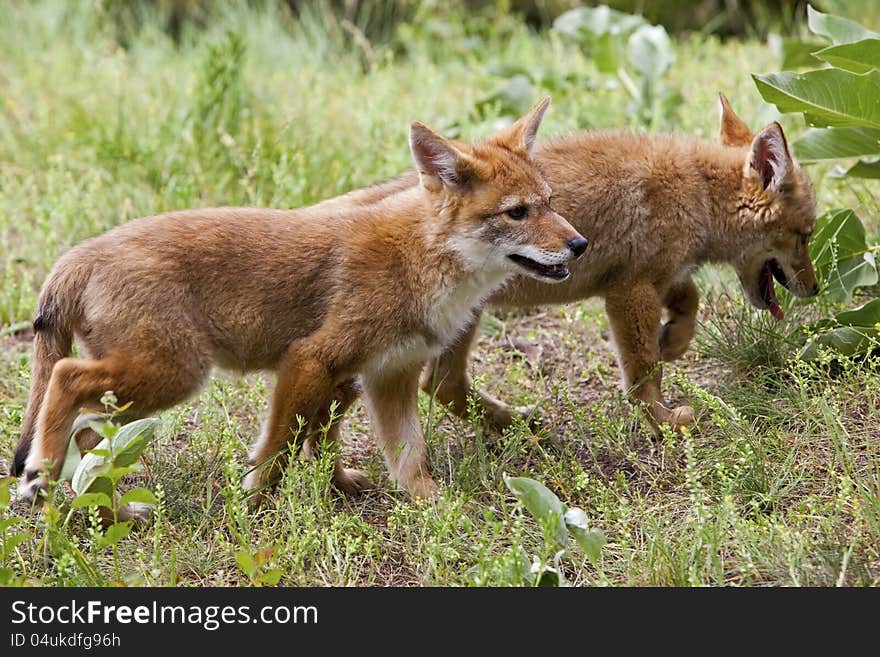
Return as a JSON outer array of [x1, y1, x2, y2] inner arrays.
[[362, 269, 510, 377]]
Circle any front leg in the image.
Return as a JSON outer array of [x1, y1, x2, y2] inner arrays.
[[605, 282, 694, 431], [660, 275, 699, 362], [364, 365, 438, 499], [244, 340, 342, 496], [421, 311, 532, 431]]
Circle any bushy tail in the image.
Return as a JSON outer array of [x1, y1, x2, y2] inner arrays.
[[12, 260, 91, 476]]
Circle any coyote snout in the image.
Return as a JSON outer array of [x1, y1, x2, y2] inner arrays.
[[449, 193, 587, 283], [504, 208, 588, 282]]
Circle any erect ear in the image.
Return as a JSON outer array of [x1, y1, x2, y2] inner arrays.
[[409, 121, 475, 190], [718, 93, 753, 147], [500, 96, 551, 155], [749, 122, 793, 193]]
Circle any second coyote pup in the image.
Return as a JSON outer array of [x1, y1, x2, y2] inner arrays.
[[325, 95, 819, 431], [13, 98, 587, 503], [425, 95, 819, 431]]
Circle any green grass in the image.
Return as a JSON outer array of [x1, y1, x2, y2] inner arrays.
[[1, 1, 879, 587]]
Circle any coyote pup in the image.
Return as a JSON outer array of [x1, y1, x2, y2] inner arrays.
[[13, 98, 587, 503], [423, 94, 819, 431]]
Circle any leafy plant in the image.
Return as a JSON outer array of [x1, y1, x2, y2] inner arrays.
[[235, 544, 283, 587], [61, 393, 160, 581], [754, 4, 880, 359], [0, 476, 30, 586], [553, 5, 681, 128], [755, 7, 880, 177], [504, 474, 606, 586]]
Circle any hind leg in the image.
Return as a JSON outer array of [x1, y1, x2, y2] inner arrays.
[[660, 276, 699, 362], [605, 282, 694, 433], [303, 378, 373, 495], [244, 338, 349, 497], [19, 351, 208, 504]]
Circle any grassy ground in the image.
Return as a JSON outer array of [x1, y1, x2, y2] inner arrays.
[[1, 1, 879, 586]]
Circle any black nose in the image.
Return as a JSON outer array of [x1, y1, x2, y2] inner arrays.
[[568, 236, 589, 257], [809, 282, 819, 297]]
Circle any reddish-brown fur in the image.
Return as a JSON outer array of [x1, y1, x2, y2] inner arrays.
[[13, 98, 586, 505], [425, 95, 819, 431], [315, 96, 819, 431]]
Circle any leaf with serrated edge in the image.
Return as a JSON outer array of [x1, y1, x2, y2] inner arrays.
[[754, 69, 880, 130]]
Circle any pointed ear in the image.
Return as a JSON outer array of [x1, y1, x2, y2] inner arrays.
[[718, 93, 753, 147], [502, 96, 551, 155], [409, 122, 474, 190], [749, 122, 793, 193]]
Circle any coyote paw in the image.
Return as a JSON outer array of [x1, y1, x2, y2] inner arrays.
[[333, 467, 374, 495], [403, 475, 440, 501], [16, 471, 48, 508], [669, 405, 695, 429]]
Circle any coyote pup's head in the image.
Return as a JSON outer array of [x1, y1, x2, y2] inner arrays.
[[409, 97, 587, 283], [720, 94, 819, 319]]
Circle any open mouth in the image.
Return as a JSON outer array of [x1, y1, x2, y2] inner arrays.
[[508, 254, 570, 281], [760, 259, 789, 320]]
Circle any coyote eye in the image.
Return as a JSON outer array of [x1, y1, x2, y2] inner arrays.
[[507, 205, 527, 220]]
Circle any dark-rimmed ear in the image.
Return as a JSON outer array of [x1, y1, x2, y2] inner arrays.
[[409, 121, 474, 190], [719, 93, 753, 147], [501, 96, 551, 155], [749, 122, 792, 193]]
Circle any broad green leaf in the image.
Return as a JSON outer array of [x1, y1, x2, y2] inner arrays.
[[504, 475, 568, 547], [810, 209, 878, 304], [808, 5, 880, 45], [779, 39, 824, 69], [112, 418, 159, 467], [628, 24, 673, 80], [475, 75, 535, 117], [71, 418, 158, 495], [106, 465, 141, 483], [98, 521, 132, 548], [119, 487, 157, 507], [814, 39, 880, 74], [553, 6, 645, 42], [794, 127, 880, 161], [594, 31, 622, 74], [838, 159, 880, 178], [563, 507, 607, 564], [799, 299, 880, 359], [753, 69, 880, 129], [71, 492, 112, 509], [236, 550, 257, 577], [261, 569, 283, 586]]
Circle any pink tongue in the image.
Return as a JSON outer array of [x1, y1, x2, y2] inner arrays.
[[765, 264, 784, 320]]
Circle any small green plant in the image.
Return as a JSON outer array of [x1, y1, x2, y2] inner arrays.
[[503, 474, 606, 586], [235, 545, 283, 587], [553, 4, 680, 128], [0, 476, 30, 586], [754, 5, 880, 359], [62, 393, 160, 582]]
